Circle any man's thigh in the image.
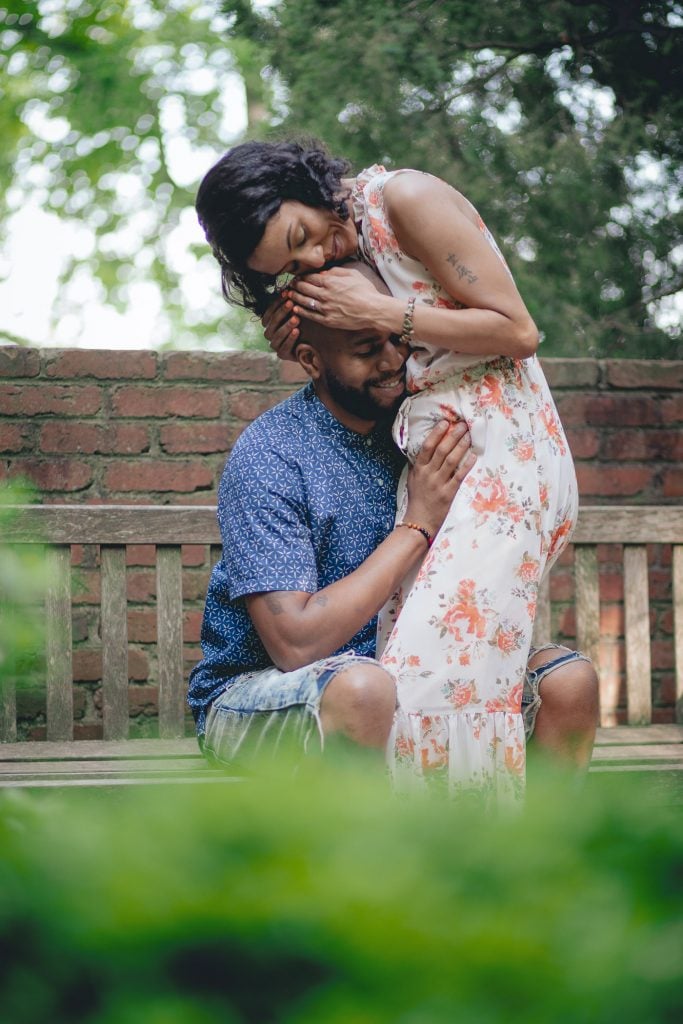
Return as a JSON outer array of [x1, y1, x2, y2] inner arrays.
[[203, 652, 378, 767]]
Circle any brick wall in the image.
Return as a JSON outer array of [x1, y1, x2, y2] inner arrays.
[[1, 347, 681, 737]]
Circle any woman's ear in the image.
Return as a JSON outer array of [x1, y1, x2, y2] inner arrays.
[[295, 342, 321, 381]]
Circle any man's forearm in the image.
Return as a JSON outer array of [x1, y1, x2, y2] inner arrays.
[[246, 525, 429, 671]]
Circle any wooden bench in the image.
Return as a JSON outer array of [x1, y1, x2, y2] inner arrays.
[[2, 504, 682, 788]]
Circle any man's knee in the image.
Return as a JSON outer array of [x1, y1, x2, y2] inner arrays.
[[529, 646, 599, 767], [320, 663, 397, 748]]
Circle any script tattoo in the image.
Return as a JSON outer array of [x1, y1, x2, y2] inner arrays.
[[446, 253, 478, 284]]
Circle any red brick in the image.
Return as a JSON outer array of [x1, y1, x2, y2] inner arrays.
[[576, 464, 654, 497], [661, 395, 683, 424], [278, 360, 308, 384], [159, 422, 238, 454], [557, 394, 664, 428], [0, 384, 101, 416], [39, 422, 150, 455], [72, 648, 148, 682], [128, 685, 159, 716], [44, 349, 157, 379], [73, 723, 104, 740], [72, 610, 90, 642], [126, 544, 157, 566], [111, 386, 222, 418], [565, 428, 600, 459], [163, 351, 272, 382], [601, 430, 683, 462], [72, 571, 101, 605], [182, 570, 212, 601], [0, 423, 31, 452], [605, 360, 683, 390], [651, 639, 675, 672], [662, 468, 683, 498], [0, 346, 40, 377], [183, 609, 203, 643], [127, 610, 156, 642], [127, 571, 156, 603], [8, 459, 93, 492], [228, 389, 281, 421], [539, 359, 600, 388], [126, 542, 208, 567], [103, 461, 214, 493]]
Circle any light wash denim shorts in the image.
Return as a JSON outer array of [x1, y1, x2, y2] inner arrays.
[[203, 645, 591, 767]]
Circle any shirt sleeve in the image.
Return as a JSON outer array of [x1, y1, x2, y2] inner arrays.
[[217, 433, 318, 601]]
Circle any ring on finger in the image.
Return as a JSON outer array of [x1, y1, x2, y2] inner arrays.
[[309, 300, 317, 311]]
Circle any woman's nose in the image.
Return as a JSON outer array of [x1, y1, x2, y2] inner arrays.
[[301, 244, 325, 270]]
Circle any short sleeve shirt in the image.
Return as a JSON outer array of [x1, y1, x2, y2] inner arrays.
[[187, 384, 404, 734]]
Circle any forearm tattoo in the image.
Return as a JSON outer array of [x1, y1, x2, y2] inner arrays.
[[446, 253, 478, 284]]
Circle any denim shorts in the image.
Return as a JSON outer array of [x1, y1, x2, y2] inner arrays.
[[203, 645, 591, 767]]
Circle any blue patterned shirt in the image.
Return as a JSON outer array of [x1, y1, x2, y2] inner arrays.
[[187, 384, 404, 734]]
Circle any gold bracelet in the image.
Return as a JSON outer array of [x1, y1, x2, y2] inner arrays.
[[399, 296, 416, 345], [397, 520, 432, 547]]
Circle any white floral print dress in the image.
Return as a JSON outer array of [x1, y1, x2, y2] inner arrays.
[[352, 166, 579, 802]]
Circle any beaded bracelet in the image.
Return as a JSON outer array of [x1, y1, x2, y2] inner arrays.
[[397, 520, 432, 548], [399, 296, 416, 345]]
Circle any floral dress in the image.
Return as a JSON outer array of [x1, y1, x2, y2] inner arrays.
[[352, 166, 579, 802]]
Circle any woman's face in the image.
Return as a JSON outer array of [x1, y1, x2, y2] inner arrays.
[[247, 201, 357, 278]]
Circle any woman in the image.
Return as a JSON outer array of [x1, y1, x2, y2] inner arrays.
[[196, 139, 578, 801]]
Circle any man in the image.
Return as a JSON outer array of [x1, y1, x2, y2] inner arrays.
[[188, 266, 598, 771]]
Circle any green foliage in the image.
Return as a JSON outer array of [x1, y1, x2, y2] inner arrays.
[[0, 481, 49, 685], [0, 0, 264, 348], [225, 0, 682, 357], [0, 760, 681, 1022]]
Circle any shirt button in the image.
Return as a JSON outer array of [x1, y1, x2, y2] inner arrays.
[[365, 437, 372, 446]]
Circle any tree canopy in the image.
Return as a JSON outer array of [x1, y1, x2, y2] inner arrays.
[[1, 1, 680, 354], [225, 0, 683, 357]]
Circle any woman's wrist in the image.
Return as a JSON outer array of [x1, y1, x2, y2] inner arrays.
[[368, 293, 406, 335]]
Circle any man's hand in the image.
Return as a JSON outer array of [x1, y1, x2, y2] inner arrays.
[[405, 419, 475, 538], [262, 292, 300, 361]]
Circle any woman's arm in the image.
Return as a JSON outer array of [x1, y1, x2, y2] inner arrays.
[[288, 172, 539, 359]]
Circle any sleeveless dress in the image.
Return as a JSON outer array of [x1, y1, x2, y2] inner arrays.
[[352, 166, 579, 802]]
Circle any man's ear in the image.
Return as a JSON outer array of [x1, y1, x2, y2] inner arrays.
[[295, 342, 322, 381]]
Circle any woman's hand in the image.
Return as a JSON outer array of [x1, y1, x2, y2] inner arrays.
[[261, 293, 300, 361], [285, 266, 384, 332]]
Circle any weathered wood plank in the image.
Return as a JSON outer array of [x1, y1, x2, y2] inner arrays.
[[45, 545, 73, 741], [591, 745, 683, 763], [0, 757, 212, 776], [674, 545, 683, 724], [101, 545, 128, 740], [6, 504, 682, 546], [157, 546, 185, 739], [594, 724, 683, 745], [531, 573, 551, 647], [571, 506, 683, 544], [0, 775, 243, 789], [623, 545, 652, 726], [5, 505, 221, 545], [575, 545, 601, 675], [0, 738, 201, 760], [0, 678, 16, 743]]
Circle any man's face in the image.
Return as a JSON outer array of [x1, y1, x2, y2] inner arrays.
[[314, 329, 409, 427]]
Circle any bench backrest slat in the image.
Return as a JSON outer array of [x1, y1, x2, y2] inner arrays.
[[3, 505, 683, 739], [674, 546, 683, 723], [575, 547, 601, 676], [623, 545, 652, 726], [45, 546, 74, 741], [157, 546, 185, 739], [101, 545, 129, 741]]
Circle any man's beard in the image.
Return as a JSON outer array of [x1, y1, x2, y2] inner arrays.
[[324, 368, 405, 423]]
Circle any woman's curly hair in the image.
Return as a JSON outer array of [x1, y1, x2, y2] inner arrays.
[[195, 139, 352, 316]]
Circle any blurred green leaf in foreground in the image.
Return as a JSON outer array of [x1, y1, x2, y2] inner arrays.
[[0, 481, 48, 687], [0, 754, 681, 1023]]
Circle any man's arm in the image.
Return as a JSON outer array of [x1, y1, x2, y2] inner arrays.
[[246, 420, 474, 671]]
